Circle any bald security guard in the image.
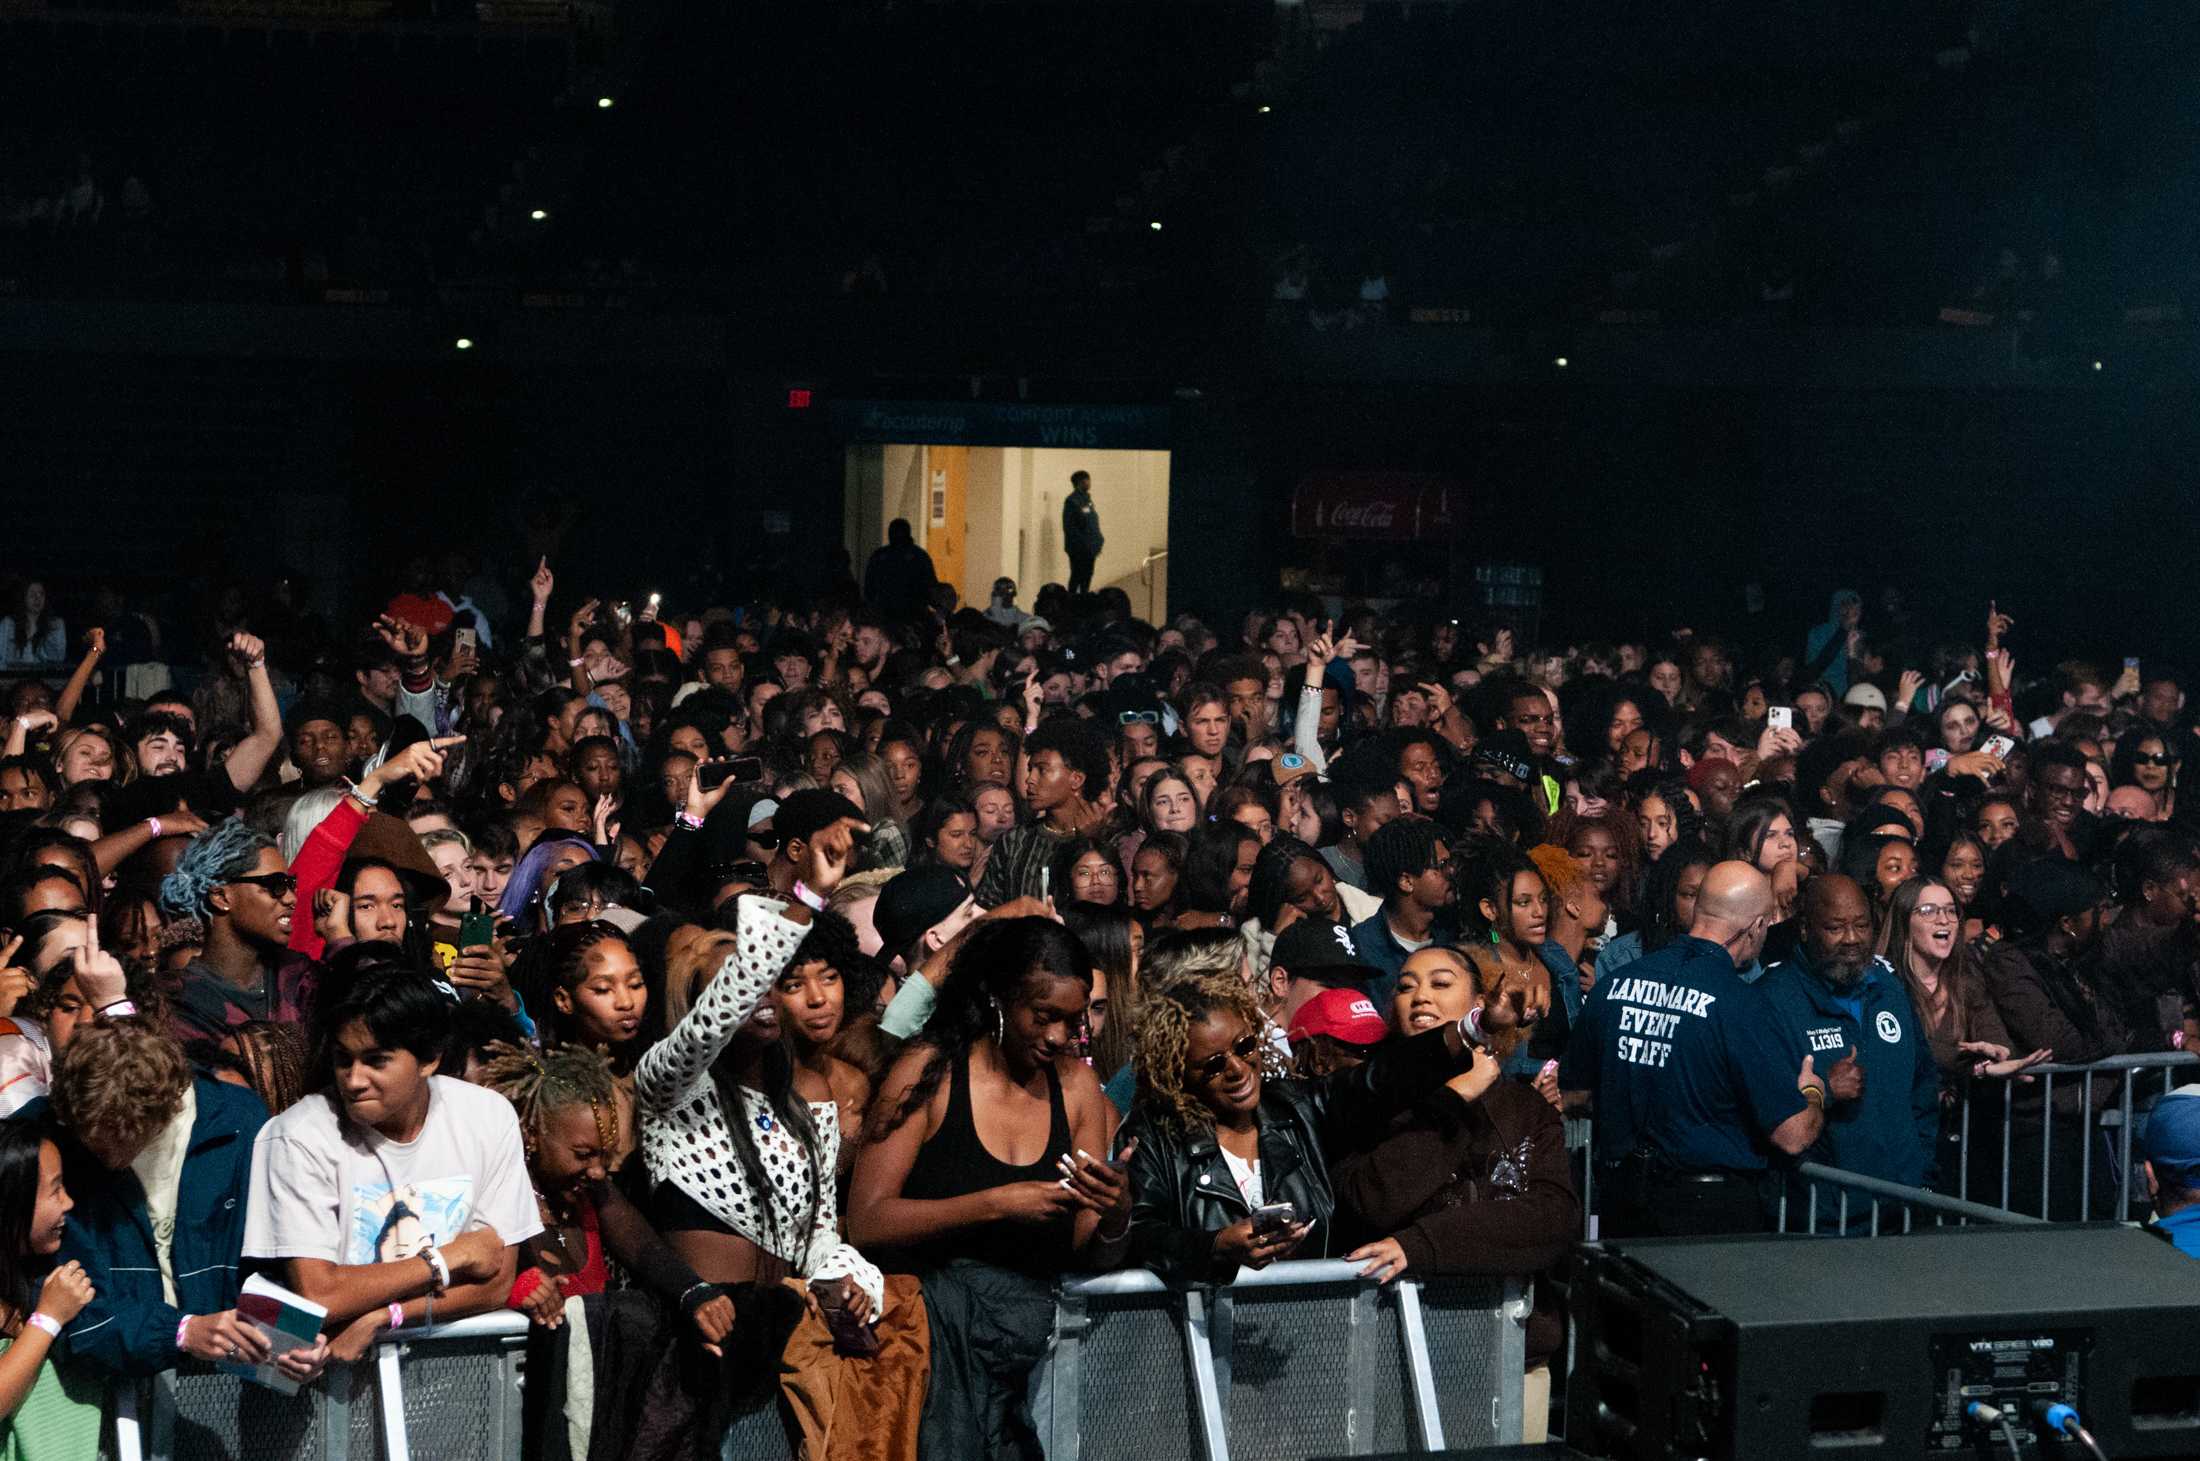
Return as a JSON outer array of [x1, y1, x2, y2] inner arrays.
[[1561, 862, 1827, 1236]]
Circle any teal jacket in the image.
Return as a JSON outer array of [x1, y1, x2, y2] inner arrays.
[[59, 1076, 269, 1375]]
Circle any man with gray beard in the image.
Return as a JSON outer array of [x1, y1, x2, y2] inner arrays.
[[1761, 875, 1940, 1228]]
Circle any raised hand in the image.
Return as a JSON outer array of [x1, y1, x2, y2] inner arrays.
[[1826, 1051, 1864, 1102], [373, 616, 429, 663], [72, 918, 129, 1013], [796, 816, 870, 900], [685, 758, 740, 821], [531, 557, 555, 607], [1986, 600, 2014, 648], [314, 887, 351, 945], [83, 627, 106, 658], [361, 735, 466, 797], [227, 632, 266, 669], [33, 1260, 94, 1328]]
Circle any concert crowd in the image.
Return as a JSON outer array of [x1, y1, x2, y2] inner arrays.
[[0, 546, 2193, 1459]]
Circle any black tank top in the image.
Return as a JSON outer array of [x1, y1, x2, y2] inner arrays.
[[900, 1049, 1075, 1275]]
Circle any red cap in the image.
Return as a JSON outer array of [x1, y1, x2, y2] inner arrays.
[[1287, 987, 1388, 1047], [384, 593, 454, 637]]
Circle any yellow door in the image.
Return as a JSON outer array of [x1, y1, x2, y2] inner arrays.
[[925, 445, 968, 599]]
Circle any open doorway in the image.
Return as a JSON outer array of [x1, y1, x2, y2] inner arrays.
[[845, 444, 1171, 621]]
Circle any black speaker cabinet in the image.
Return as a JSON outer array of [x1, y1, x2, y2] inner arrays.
[[1568, 1224, 2200, 1459]]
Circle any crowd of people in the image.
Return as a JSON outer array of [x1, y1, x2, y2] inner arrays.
[[0, 551, 2193, 1459]]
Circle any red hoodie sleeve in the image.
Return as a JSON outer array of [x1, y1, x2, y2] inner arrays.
[[287, 797, 369, 960]]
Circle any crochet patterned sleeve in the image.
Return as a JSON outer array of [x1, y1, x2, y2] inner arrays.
[[634, 895, 809, 1113], [800, 1117, 886, 1313]]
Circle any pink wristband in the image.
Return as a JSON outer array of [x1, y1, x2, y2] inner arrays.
[[386, 1302, 404, 1332], [25, 1313, 59, 1340], [791, 880, 827, 912], [147, 817, 163, 839], [175, 1315, 192, 1352]]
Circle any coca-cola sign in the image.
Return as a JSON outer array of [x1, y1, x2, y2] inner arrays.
[[1292, 473, 1460, 542]]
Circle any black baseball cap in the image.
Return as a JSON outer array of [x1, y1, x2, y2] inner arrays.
[[1269, 919, 1374, 979]]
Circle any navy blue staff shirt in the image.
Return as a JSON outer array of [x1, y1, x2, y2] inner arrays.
[[1560, 934, 1809, 1173], [1759, 954, 1940, 1211]]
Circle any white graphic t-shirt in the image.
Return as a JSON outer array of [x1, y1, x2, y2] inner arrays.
[[244, 1076, 542, 1267]]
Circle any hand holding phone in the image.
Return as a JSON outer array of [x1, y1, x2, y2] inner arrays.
[[1766, 706, 1793, 732]]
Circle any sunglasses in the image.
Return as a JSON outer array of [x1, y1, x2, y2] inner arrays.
[[1188, 1032, 1264, 1085], [2134, 752, 2174, 767], [1117, 710, 1160, 726], [228, 872, 298, 898]]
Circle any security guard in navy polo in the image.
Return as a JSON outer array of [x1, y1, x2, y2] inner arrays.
[[1560, 861, 1827, 1236], [1760, 874, 1940, 1230]]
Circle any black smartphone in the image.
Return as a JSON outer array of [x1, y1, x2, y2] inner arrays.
[[807, 1278, 880, 1357], [699, 756, 767, 790], [1250, 1201, 1298, 1236]]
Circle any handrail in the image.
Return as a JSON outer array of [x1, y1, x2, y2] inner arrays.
[[1793, 1161, 2043, 1225], [377, 1309, 530, 1343], [2010, 1051, 2199, 1076], [1061, 1258, 1375, 1298]]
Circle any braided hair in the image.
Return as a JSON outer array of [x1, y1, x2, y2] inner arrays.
[[157, 816, 275, 920], [872, 917, 1092, 1139], [475, 1041, 619, 1157], [1129, 967, 1287, 1138]]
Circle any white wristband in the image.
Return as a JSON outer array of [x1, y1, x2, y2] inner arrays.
[[25, 1313, 59, 1340], [791, 880, 828, 912], [1458, 1008, 1486, 1048], [423, 1245, 451, 1294]]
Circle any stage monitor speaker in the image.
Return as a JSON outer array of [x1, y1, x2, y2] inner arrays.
[[1567, 1224, 2200, 1459]]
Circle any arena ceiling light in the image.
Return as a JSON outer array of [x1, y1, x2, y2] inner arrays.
[[530, 209, 549, 221], [597, 96, 615, 109], [454, 337, 474, 351]]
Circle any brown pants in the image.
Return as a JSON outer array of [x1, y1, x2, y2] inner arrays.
[[778, 1275, 930, 1461]]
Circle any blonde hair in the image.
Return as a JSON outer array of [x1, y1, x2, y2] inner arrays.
[[662, 930, 738, 1028], [1130, 968, 1286, 1136], [1141, 925, 1247, 989]]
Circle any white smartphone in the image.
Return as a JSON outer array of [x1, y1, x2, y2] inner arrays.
[[453, 627, 478, 654], [1979, 733, 2016, 759], [1766, 706, 1794, 731]]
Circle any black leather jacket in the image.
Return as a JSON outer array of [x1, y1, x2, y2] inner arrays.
[[1114, 1027, 1470, 1285]]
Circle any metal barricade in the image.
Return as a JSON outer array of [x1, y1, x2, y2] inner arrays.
[[110, 1311, 527, 1461], [1037, 1259, 1524, 1461], [1955, 1051, 2198, 1221], [1775, 1160, 2044, 1235]]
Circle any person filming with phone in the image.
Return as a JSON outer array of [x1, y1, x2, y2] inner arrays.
[[1115, 941, 1490, 1285]]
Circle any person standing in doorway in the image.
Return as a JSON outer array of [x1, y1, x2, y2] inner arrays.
[[1063, 471, 1104, 595]]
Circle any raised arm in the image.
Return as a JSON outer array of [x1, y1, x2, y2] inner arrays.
[[52, 630, 104, 726], [222, 633, 285, 793], [633, 893, 808, 1111]]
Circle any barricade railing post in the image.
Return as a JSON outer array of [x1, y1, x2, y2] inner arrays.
[[1345, 1283, 1376, 1453], [2080, 1074, 2095, 1221], [2120, 1068, 2138, 1219], [1395, 1281, 1446, 1452], [2000, 1078, 2013, 1210], [1046, 1289, 1088, 1461], [1792, 1162, 2043, 1227], [1181, 1287, 1232, 1461], [1958, 1088, 1971, 1204]]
